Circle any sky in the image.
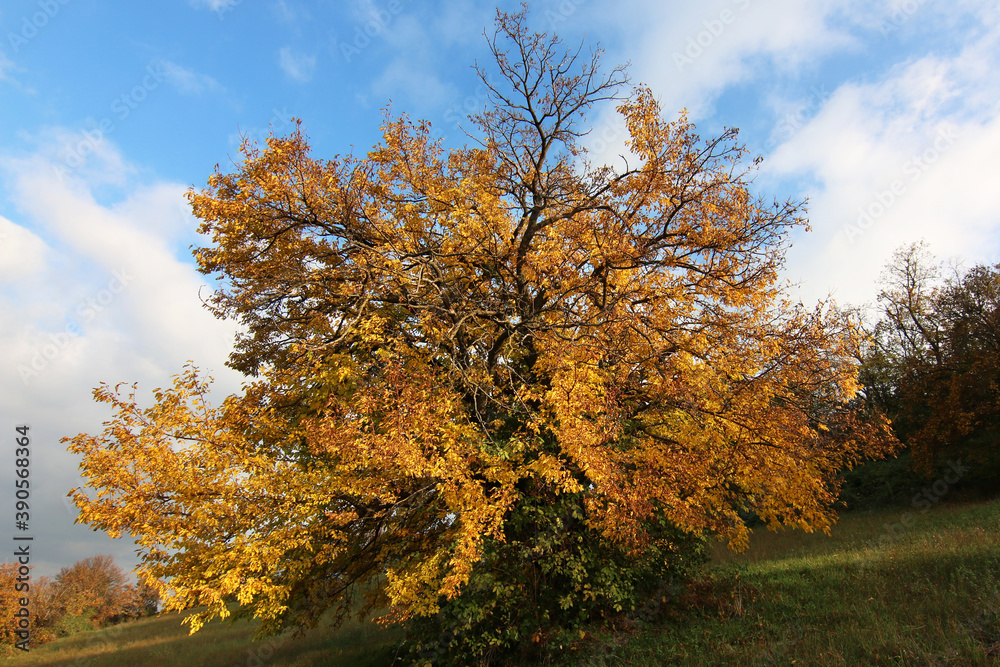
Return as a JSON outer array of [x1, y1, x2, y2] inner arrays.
[[1, 0, 998, 578]]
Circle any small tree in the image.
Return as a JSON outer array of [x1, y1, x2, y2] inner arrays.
[[119, 579, 160, 621], [52, 555, 131, 629], [27, 576, 61, 644], [65, 7, 896, 663]]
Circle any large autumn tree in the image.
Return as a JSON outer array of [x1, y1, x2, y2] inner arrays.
[[65, 8, 895, 663]]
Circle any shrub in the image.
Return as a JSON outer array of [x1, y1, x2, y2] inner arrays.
[[402, 491, 708, 665]]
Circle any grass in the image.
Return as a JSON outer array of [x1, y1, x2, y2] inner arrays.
[[2, 606, 405, 666], [566, 499, 1000, 666], [6, 499, 999, 666]]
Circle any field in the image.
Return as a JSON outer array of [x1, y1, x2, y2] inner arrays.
[[6, 499, 999, 666]]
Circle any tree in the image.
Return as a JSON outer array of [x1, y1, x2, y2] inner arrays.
[[0, 556, 155, 652], [0, 566, 60, 651], [856, 242, 943, 444], [120, 579, 160, 621], [0, 563, 28, 653], [64, 7, 896, 662], [51, 555, 132, 628], [860, 242, 1000, 487]]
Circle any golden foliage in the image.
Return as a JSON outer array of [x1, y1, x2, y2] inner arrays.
[[64, 9, 897, 637]]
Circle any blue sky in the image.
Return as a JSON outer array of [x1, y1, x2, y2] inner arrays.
[[1, 0, 999, 577]]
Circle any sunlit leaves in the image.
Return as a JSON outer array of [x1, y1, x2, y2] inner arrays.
[[64, 8, 896, 653]]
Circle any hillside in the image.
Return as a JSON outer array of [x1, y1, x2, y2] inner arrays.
[[6, 499, 999, 666]]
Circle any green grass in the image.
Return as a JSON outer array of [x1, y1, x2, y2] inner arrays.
[[566, 499, 1000, 666], [6, 499, 999, 666], [2, 607, 405, 666]]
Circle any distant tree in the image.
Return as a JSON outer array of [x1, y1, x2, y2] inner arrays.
[[65, 7, 897, 663], [0, 563, 27, 652], [859, 243, 943, 438], [28, 576, 60, 643], [119, 579, 160, 621], [52, 555, 131, 628], [861, 242, 1000, 487], [0, 567, 59, 650], [0, 555, 155, 652]]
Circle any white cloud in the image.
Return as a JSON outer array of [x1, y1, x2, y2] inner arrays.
[[0, 134, 245, 577], [272, 0, 297, 22], [571, 0, 1000, 309], [350, 0, 395, 24], [190, 0, 241, 12], [430, 0, 495, 47], [595, 0, 859, 118], [762, 32, 1000, 306], [159, 60, 223, 95], [278, 47, 316, 82], [370, 57, 456, 111], [353, 12, 457, 113], [3, 156, 240, 364], [0, 49, 14, 82], [577, 0, 866, 170], [13, 126, 135, 190], [0, 216, 47, 280]]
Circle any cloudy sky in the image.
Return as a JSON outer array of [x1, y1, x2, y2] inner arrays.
[[1, 0, 998, 577]]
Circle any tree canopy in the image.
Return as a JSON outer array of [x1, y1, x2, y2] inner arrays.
[[65, 8, 896, 661], [859, 242, 1000, 487]]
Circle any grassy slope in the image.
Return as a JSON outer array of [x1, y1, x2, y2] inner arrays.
[[569, 499, 1000, 666], [5, 499, 999, 666], [2, 607, 405, 666]]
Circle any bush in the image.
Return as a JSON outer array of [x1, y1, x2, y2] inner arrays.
[[402, 491, 708, 666], [52, 613, 95, 638]]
